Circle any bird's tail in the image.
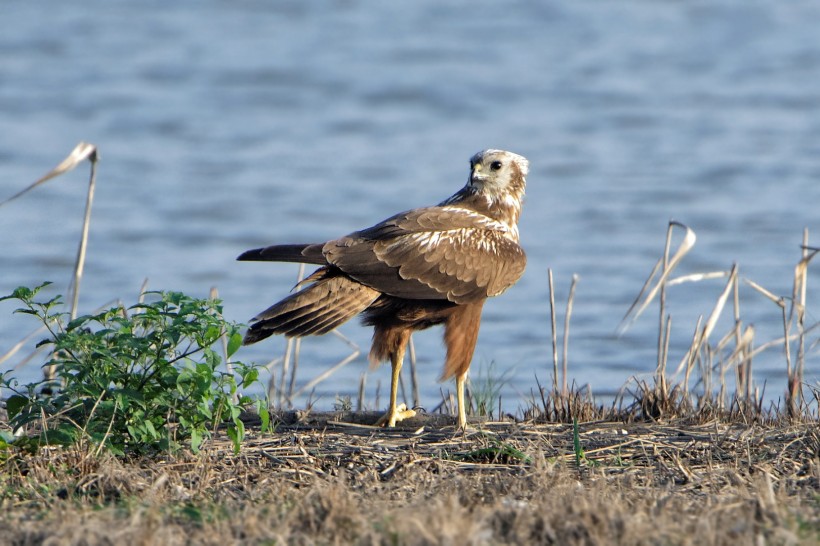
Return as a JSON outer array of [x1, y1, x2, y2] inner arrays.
[[243, 268, 380, 344], [237, 243, 326, 264]]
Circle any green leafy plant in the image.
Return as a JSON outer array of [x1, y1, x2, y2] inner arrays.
[[572, 418, 599, 469], [2, 283, 269, 454], [572, 418, 583, 468]]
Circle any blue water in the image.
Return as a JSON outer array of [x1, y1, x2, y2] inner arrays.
[[2, 1, 819, 412]]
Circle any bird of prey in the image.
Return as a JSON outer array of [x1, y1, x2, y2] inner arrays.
[[238, 149, 528, 429]]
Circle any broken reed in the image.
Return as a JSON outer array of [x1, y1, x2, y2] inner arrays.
[[615, 221, 818, 422], [0, 142, 99, 383]]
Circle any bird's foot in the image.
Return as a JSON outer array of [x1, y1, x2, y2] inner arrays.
[[374, 403, 417, 427], [455, 423, 479, 436]]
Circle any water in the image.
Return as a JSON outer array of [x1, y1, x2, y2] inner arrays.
[[2, 1, 819, 411]]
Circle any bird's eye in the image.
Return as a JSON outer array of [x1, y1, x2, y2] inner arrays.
[[490, 161, 503, 171]]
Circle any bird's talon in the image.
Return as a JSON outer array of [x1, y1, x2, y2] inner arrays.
[[375, 403, 417, 427]]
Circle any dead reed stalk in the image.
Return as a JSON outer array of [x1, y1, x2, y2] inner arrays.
[[548, 268, 558, 393], [0, 142, 99, 383], [561, 274, 578, 395]]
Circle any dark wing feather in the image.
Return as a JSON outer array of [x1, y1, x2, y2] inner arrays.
[[244, 271, 380, 342], [323, 206, 526, 304], [237, 243, 326, 264]]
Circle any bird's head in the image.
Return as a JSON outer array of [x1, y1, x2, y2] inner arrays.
[[440, 149, 529, 232], [466, 150, 529, 230], [468, 149, 529, 202]]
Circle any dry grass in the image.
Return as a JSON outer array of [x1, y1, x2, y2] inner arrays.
[[1, 412, 818, 545]]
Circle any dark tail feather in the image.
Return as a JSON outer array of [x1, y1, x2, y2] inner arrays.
[[243, 274, 380, 344], [237, 243, 326, 264]]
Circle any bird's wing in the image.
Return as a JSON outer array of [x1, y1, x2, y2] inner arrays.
[[323, 207, 526, 303]]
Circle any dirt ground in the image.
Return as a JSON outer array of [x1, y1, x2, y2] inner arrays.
[[1, 411, 818, 545]]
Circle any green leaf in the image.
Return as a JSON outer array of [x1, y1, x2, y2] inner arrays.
[[190, 428, 203, 453], [5, 395, 29, 419], [226, 332, 242, 358], [144, 420, 158, 439], [241, 367, 259, 387], [11, 286, 34, 300], [0, 430, 17, 445], [42, 424, 79, 447], [226, 420, 245, 454], [258, 403, 271, 433], [573, 418, 583, 467]]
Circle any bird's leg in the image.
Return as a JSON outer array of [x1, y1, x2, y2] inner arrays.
[[375, 340, 416, 427], [443, 302, 484, 430], [456, 372, 468, 430]]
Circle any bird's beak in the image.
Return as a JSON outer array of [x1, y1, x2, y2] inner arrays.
[[470, 164, 487, 185]]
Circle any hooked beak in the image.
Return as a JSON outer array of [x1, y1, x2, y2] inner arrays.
[[470, 164, 488, 185]]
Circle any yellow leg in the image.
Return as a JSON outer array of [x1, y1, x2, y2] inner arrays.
[[456, 373, 467, 430], [374, 343, 416, 427], [385, 346, 404, 427]]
